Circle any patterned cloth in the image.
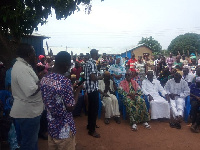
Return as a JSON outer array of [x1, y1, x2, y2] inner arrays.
[[84, 58, 98, 93], [132, 76, 142, 87], [109, 57, 126, 86], [40, 73, 76, 139], [119, 80, 150, 124], [135, 62, 146, 81], [166, 57, 174, 72]]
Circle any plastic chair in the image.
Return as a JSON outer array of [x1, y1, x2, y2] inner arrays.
[[184, 95, 191, 122], [98, 92, 102, 119], [0, 90, 12, 116], [115, 91, 127, 120], [144, 95, 150, 112]]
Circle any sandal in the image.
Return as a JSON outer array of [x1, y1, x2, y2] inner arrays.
[[131, 124, 138, 131], [143, 122, 151, 129], [88, 131, 101, 138]]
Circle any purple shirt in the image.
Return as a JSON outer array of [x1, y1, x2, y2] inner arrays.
[[40, 73, 76, 139]]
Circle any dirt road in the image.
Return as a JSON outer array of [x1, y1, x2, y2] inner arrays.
[[38, 114, 200, 150]]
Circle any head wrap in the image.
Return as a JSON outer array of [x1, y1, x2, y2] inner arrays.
[[115, 56, 124, 66], [39, 55, 45, 61]]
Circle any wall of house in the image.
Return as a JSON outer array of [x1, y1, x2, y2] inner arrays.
[[132, 46, 152, 59], [21, 37, 45, 57]]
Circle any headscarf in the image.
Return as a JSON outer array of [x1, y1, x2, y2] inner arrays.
[[38, 55, 45, 61], [119, 79, 139, 93], [115, 56, 124, 66], [190, 53, 196, 59]]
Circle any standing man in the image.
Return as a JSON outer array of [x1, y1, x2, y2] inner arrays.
[[85, 49, 103, 138], [40, 51, 82, 149], [127, 53, 137, 72], [10, 43, 43, 150]]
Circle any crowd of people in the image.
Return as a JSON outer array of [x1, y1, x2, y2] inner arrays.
[[0, 43, 200, 149]]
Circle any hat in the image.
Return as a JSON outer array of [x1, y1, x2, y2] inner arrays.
[[38, 55, 45, 61]]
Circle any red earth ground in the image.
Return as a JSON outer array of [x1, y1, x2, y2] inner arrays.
[[38, 114, 200, 150]]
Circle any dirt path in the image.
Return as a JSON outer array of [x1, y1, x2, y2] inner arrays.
[[38, 114, 200, 150]]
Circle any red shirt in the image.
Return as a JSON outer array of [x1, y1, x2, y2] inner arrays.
[[127, 58, 137, 71]]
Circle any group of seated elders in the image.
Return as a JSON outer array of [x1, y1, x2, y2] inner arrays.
[[98, 69, 191, 131], [99, 70, 151, 131]]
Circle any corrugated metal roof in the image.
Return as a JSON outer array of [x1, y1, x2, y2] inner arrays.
[[23, 33, 50, 39]]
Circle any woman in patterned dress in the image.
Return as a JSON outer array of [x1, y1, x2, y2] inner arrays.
[[119, 70, 150, 131], [108, 56, 126, 86]]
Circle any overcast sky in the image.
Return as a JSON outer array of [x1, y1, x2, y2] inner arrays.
[[35, 0, 200, 54]]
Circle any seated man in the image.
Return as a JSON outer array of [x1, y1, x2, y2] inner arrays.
[[98, 71, 121, 124], [182, 66, 195, 86], [190, 76, 200, 133], [142, 71, 170, 120], [165, 73, 190, 129]]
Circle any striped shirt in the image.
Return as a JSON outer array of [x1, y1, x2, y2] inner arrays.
[[85, 58, 98, 93]]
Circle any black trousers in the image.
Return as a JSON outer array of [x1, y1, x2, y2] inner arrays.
[[39, 110, 48, 136], [87, 90, 99, 133], [190, 100, 200, 125]]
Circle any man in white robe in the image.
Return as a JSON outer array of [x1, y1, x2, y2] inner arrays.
[[142, 71, 170, 119], [164, 73, 190, 128], [98, 71, 120, 124]]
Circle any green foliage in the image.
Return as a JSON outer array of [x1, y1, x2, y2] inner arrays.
[[138, 36, 162, 53], [0, 0, 92, 39], [168, 33, 200, 56]]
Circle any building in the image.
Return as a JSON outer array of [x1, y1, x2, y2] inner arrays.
[[121, 44, 153, 59], [21, 33, 50, 57]]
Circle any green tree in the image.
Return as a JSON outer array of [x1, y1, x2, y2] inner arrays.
[[168, 33, 200, 56], [0, 0, 102, 67], [0, 0, 93, 39], [138, 36, 162, 56]]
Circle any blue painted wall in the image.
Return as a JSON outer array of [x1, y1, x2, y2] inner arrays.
[[21, 36, 45, 57]]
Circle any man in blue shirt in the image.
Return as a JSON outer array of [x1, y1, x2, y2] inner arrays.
[[190, 76, 200, 133]]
